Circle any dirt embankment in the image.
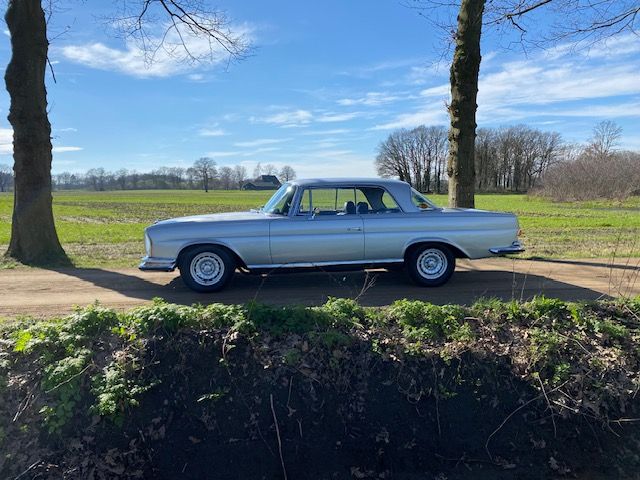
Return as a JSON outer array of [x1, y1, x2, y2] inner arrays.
[[1, 298, 639, 479]]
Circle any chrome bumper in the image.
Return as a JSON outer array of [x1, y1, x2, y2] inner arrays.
[[139, 256, 176, 272], [489, 241, 525, 255]]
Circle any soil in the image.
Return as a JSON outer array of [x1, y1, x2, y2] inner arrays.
[[1, 257, 639, 319], [7, 330, 638, 480]]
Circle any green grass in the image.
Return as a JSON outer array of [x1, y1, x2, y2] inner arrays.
[[0, 190, 639, 268]]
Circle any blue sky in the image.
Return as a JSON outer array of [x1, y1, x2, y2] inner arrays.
[[0, 0, 639, 178]]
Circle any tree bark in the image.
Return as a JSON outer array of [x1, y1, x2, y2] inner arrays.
[[447, 0, 485, 208], [4, 0, 67, 264]]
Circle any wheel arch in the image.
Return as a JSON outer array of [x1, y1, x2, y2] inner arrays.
[[403, 239, 469, 261], [176, 242, 247, 270]]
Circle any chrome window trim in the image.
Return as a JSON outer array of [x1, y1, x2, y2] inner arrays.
[[290, 184, 405, 217]]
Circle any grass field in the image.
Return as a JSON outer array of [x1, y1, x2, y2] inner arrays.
[[0, 190, 639, 268]]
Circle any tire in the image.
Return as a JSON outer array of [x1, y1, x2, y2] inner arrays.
[[178, 245, 235, 292], [407, 244, 455, 287]]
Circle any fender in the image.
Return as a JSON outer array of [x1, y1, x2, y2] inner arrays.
[[403, 237, 471, 258]]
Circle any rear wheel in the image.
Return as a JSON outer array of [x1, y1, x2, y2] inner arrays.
[[179, 245, 235, 292], [407, 244, 455, 287]]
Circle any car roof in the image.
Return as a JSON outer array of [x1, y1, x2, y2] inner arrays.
[[290, 177, 409, 188]]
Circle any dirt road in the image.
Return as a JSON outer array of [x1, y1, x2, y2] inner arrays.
[[1, 257, 639, 319]]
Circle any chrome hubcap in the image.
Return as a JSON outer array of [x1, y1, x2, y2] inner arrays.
[[416, 249, 447, 279], [190, 252, 225, 286]]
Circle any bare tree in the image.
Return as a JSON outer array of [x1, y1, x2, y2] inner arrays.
[[233, 164, 247, 189], [192, 157, 217, 192], [253, 162, 262, 179], [0, 164, 12, 192], [115, 168, 129, 190], [3, 0, 250, 264], [279, 165, 297, 182], [587, 120, 623, 160], [262, 163, 278, 176], [376, 125, 448, 192], [218, 166, 233, 189]]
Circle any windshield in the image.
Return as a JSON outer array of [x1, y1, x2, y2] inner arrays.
[[411, 188, 437, 210], [263, 183, 296, 215]]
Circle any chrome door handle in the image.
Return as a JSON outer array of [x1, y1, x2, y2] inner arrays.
[[347, 227, 362, 231]]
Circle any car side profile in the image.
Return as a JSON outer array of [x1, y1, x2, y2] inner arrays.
[[140, 178, 524, 292]]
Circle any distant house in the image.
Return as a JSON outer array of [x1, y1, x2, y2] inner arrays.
[[242, 175, 281, 190]]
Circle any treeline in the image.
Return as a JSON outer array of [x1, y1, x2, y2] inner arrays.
[[375, 124, 566, 193], [536, 121, 640, 201], [51, 159, 296, 192]]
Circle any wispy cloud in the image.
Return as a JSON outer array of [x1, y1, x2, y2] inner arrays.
[[205, 151, 239, 158], [233, 138, 289, 148], [317, 111, 362, 123], [52, 146, 83, 153], [259, 109, 313, 127], [300, 128, 350, 136], [376, 37, 640, 129], [337, 92, 401, 106], [198, 128, 228, 137], [60, 22, 253, 78], [0, 128, 12, 155]]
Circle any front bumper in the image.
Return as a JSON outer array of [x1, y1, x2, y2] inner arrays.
[[489, 241, 525, 255], [139, 256, 177, 272]]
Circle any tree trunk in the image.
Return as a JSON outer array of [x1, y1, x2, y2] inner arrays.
[[4, 0, 67, 264], [447, 0, 485, 208]]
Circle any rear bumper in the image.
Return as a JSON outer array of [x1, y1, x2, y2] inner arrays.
[[489, 241, 525, 255], [139, 256, 176, 272]]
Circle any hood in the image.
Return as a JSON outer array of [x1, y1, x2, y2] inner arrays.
[[153, 211, 264, 226]]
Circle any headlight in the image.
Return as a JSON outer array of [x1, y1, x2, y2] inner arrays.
[[144, 232, 152, 256]]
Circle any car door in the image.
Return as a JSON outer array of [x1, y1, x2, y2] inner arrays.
[[356, 186, 410, 261], [269, 186, 364, 265]]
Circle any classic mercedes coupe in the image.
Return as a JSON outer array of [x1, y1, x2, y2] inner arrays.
[[140, 178, 524, 292]]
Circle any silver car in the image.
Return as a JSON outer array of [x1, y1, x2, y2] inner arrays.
[[140, 178, 524, 292]]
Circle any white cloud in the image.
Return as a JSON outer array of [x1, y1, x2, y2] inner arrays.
[[240, 146, 281, 157], [260, 109, 313, 127], [0, 128, 13, 155], [317, 112, 361, 123], [300, 129, 350, 136], [60, 22, 253, 78], [187, 73, 206, 82], [337, 92, 401, 107], [378, 37, 640, 129], [198, 128, 227, 137], [372, 105, 448, 131], [205, 151, 239, 158], [55, 127, 78, 133], [233, 138, 289, 148], [0, 128, 83, 155], [52, 146, 83, 153]]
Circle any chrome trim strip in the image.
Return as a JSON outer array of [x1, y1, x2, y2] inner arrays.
[[139, 256, 177, 272], [246, 258, 404, 269]]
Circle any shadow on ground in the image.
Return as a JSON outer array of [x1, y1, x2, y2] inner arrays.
[[50, 266, 610, 307]]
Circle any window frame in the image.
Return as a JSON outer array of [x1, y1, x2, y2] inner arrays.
[[291, 184, 405, 217]]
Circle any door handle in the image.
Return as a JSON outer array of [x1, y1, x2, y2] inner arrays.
[[347, 227, 362, 232]]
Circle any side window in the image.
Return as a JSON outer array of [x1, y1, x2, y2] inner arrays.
[[356, 187, 401, 213], [381, 192, 399, 210], [297, 189, 311, 215], [297, 188, 357, 215], [336, 188, 356, 213]]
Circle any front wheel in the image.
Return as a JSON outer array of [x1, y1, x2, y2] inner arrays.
[[179, 245, 235, 292], [407, 244, 455, 287]]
